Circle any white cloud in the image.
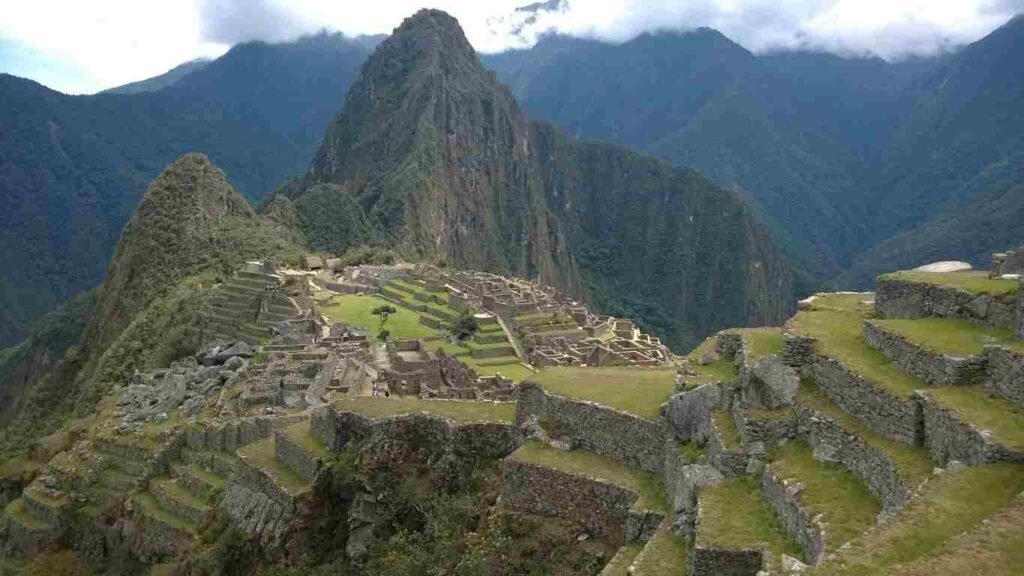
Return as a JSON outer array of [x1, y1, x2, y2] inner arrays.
[[0, 0, 1020, 94]]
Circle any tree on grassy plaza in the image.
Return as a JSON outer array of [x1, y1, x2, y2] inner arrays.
[[372, 305, 397, 341]]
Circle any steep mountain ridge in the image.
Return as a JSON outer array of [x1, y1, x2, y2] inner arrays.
[[293, 10, 795, 349]]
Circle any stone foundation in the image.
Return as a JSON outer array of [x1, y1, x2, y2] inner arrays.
[[863, 322, 986, 386], [516, 382, 668, 473], [875, 278, 1017, 331], [794, 405, 913, 514], [809, 358, 922, 446], [501, 458, 655, 543], [986, 346, 1024, 408], [760, 465, 827, 565], [916, 391, 1024, 465]]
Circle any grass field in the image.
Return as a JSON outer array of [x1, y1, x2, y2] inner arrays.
[[511, 440, 668, 513], [733, 327, 785, 360], [332, 396, 515, 423], [697, 475, 803, 561], [872, 318, 1024, 356], [629, 520, 690, 575], [879, 271, 1019, 296], [530, 366, 677, 419], [771, 440, 881, 550], [683, 336, 738, 388], [800, 292, 875, 314]]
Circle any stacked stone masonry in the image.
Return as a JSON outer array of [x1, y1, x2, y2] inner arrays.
[[862, 322, 986, 386], [875, 278, 1017, 331], [760, 466, 827, 565], [515, 382, 669, 473], [986, 346, 1024, 408], [916, 391, 1024, 465]]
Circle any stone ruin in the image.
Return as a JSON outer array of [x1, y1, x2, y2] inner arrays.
[[991, 245, 1024, 278]]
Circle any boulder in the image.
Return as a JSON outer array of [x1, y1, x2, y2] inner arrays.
[[750, 357, 799, 408], [216, 341, 255, 363]]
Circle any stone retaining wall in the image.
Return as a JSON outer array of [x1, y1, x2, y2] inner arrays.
[[707, 420, 757, 478], [863, 322, 986, 386], [760, 466, 827, 565], [916, 391, 1024, 465], [274, 431, 322, 483], [783, 334, 817, 368], [219, 482, 292, 549], [501, 458, 649, 543], [691, 497, 766, 576], [516, 381, 668, 473], [185, 414, 306, 453], [732, 405, 796, 451], [662, 442, 723, 537], [1017, 280, 1023, 340], [809, 358, 922, 446], [794, 405, 913, 514], [875, 278, 1016, 330], [987, 346, 1024, 408]]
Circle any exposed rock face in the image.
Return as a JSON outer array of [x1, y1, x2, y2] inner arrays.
[[298, 9, 795, 349], [747, 356, 800, 408]]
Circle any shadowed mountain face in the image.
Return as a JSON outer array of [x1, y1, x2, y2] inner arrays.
[[0, 33, 375, 346], [293, 10, 796, 349]]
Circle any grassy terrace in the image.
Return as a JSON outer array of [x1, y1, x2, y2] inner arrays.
[[879, 270, 1019, 296], [236, 437, 310, 496], [600, 544, 643, 576], [816, 462, 1024, 575], [791, 304, 924, 398], [682, 336, 738, 388], [282, 421, 330, 458], [771, 440, 881, 550], [697, 476, 802, 562], [923, 387, 1024, 451], [872, 318, 1024, 356], [133, 491, 194, 532], [511, 440, 669, 513], [712, 410, 741, 450], [796, 382, 933, 487], [321, 294, 530, 381], [332, 396, 515, 424], [732, 327, 785, 360], [3, 499, 49, 529], [630, 521, 690, 575], [530, 366, 676, 419]]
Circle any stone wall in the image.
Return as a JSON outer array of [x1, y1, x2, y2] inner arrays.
[[184, 414, 305, 453], [666, 383, 725, 444], [219, 482, 292, 549], [662, 442, 723, 538], [501, 458, 641, 543], [875, 278, 1017, 331], [986, 346, 1024, 408], [714, 332, 743, 358], [741, 356, 800, 409], [794, 405, 913, 514], [516, 381, 669, 473], [760, 465, 827, 565], [809, 358, 922, 446], [916, 391, 1024, 465], [691, 497, 766, 576], [863, 322, 986, 386], [707, 419, 758, 478], [274, 430, 322, 484], [732, 405, 796, 451], [783, 334, 816, 368], [1017, 280, 1024, 340]]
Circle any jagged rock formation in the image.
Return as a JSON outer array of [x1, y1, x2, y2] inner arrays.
[[290, 9, 795, 349]]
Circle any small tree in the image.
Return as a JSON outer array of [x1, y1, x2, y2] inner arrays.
[[451, 313, 479, 341], [371, 305, 397, 341]]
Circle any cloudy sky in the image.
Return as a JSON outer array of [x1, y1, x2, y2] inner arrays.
[[1, 0, 1021, 94]]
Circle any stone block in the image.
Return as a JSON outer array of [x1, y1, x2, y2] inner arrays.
[[516, 381, 668, 473], [863, 322, 987, 386], [666, 383, 723, 444], [746, 356, 800, 408]]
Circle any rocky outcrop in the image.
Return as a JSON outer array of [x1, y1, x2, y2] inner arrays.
[[663, 444, 723, 537], [863, 322, 987, 386], [516, 381, 669, 473], [666, 383, 725, 444], [875, 277, 1017, 331], [808, 358, 922, 446], [744, 356, 800, 409]]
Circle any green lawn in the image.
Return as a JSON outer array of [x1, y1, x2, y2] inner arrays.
[[923, 387, 1024, 451], [817, 462, 1024, 575], [282, 421, 330, 458], [600, 544, 643, 576], [872, 318, 1024, 356], [683, 336, 738, 388], [530, 366, 677, 419], [511, 440, 668, 513], [770, 440, 881, 550], [733, 327, 785, 360], [236, 437, 310, 496], [629, 520, 690, 575], [879, 271, 1019, 296], [332, 396, 515, 424], [791, 308, 925, 397], [697, 475, 803, 561], [713, 410, 742, 450], [796, 382, 933, 488]]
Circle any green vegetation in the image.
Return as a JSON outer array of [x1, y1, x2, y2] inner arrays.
[[879, 271, 1019, 296], [629, 521, 690, 576], [734, 327, 785, 360], [530, 366, 676, 419], [333, 397, 515, 424], [282, 421, 331, 458], [236, 438, 310, 496], [771, 440, 881, 549], [873, 318, 1024, 355], [133, 491, 196, 532], [511, 440, 669, 513], [682, 336, 738, 388], [801, 293, 874, 314], [712, 410, 741, 450], [791, 308, 924, 397], [677, 440, 706, 463], [697, 476, 802, 561], [795, 381, 933, 487], [599, 545, 643, 575], [924, 387, 1024, 451], [322, 295, 438, 340], [818, 463, 1024, 575]]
